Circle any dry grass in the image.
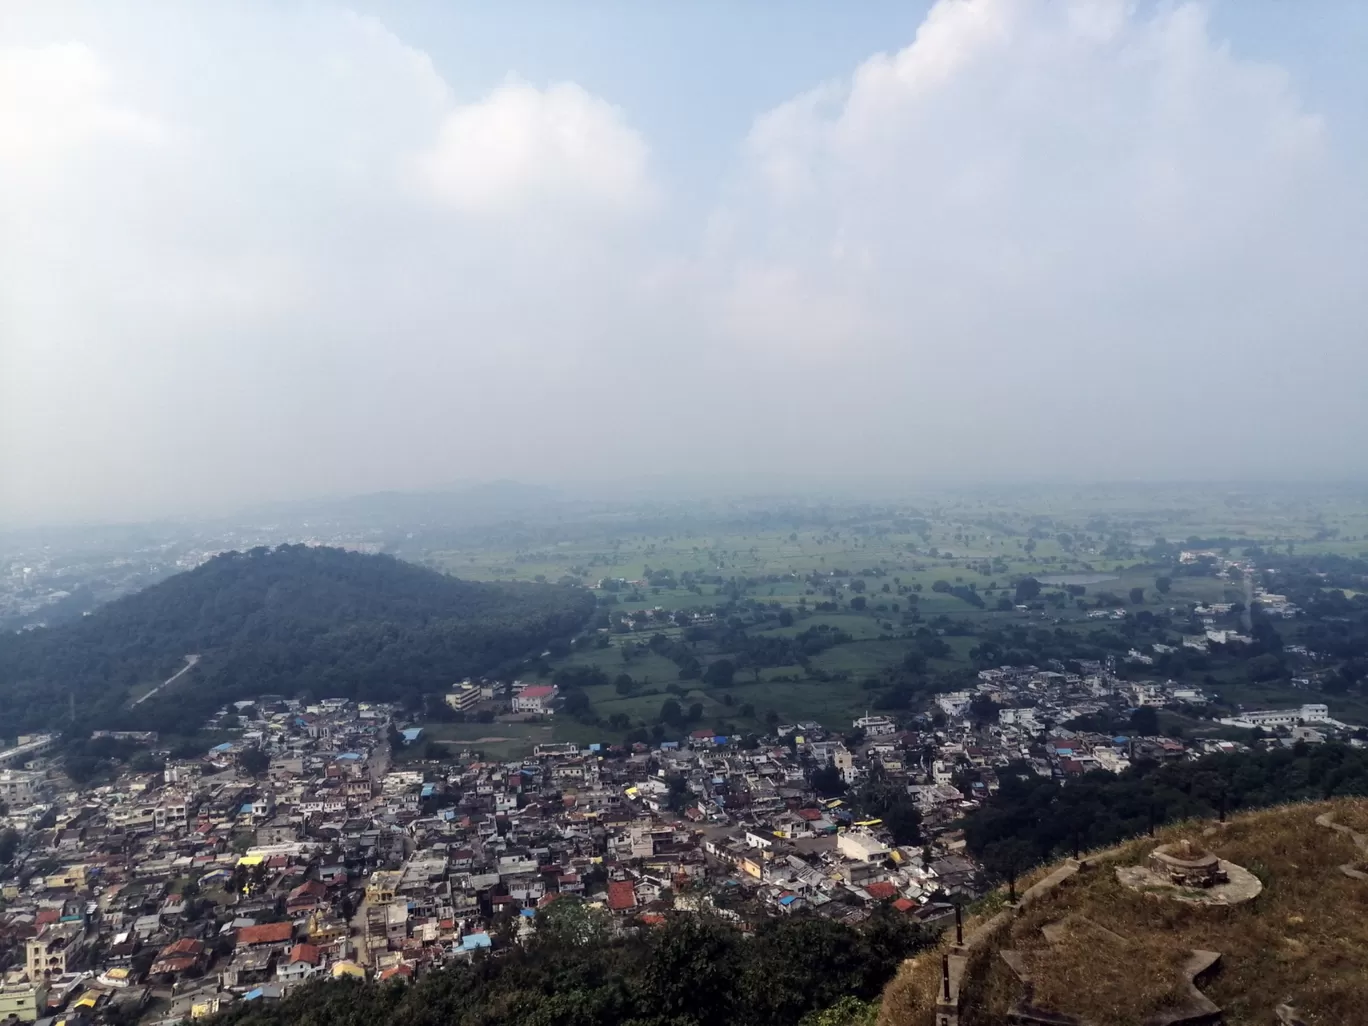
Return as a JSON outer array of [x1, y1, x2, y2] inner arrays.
[[1322, 796, 1368, 835], [1025, 916, 1190, 1022], [878, 798, 1368, 1026], [876, 954, 936, 1026]]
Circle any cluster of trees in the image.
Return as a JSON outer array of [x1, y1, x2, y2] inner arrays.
[[62, 734, 164, 784], [930, 580, 985, 608], [211, 905, 932, 1026], [0, 828, 19, 866], [0, 546, 595, 736], [1256, 552, 1368, 696], [962, 742, 1368, 878], [729, 625, 854, 675]]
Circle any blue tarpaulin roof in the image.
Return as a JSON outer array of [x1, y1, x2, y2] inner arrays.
[[462, 932, 492, 950]]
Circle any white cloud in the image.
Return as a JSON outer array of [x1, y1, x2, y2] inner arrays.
[[1, 0, 1365, 522], [409, 80, 652, 216], [0, 42, 164, 174], [0, 9, 664, 522], [714, 0, 1360, 450]]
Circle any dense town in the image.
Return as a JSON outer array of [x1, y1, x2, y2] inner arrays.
[[2, 642, 1359, 1026]]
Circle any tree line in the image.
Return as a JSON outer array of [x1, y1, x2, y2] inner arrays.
[[210, 904, 932, 1026], [961, 742, 1368, 878]]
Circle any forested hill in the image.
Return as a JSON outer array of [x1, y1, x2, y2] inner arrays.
[[0, 545, 595, 735]]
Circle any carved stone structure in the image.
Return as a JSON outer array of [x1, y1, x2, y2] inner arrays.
[[1116, 841, 1261, 906], [1148, 840, 1228, 889]]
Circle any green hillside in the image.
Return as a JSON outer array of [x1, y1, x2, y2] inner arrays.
[[0, 545, 595, 735]]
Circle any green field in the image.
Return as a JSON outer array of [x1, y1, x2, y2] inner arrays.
[[399, 486, 1368, 755]]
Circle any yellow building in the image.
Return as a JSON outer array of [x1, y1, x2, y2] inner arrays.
[[26, 924, 83, 978], [42, 865, 87, 890], [365, 870, 402, 905], [190, 996, 222, 1018], [0, 972, 48, 1023]]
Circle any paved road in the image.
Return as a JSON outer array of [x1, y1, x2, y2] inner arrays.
[[349, 896, 371, 965], [132, 653, 200, 706]]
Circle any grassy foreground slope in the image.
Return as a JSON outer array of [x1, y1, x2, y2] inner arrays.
[[881, 798, 1368, 1026], [0, 545, 595, 735]]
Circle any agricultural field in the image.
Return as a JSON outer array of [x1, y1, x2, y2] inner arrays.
[[407, 486, 1368, 753]]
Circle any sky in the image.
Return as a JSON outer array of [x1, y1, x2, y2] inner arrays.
[[3, 0, 1367, 525]]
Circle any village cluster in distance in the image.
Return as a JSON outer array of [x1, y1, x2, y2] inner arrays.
[[4, 483, 1368, 1024]]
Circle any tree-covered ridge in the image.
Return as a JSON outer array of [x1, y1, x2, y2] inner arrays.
[[0, 545, 595, 734], [212, 907, 930, 1026]]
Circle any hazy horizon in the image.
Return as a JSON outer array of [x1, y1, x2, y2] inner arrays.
[[8, 471, 1368, 535], [5, 0, 1368, 525]]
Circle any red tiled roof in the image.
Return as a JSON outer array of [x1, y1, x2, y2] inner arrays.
[[607, 880, 637, 911], [150, 955, 199, 975], [35, 910, 60, 926], [865, 882, 898, 901], [287, 943, 322, 966], [892, 898, 917, 913], [159, 938, 205, 958], [237, 921, 294, 946], [796, 808, 823, 821], [519, 686, 556, 699]]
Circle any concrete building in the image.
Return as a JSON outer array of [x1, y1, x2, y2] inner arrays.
[[25, 924, 83, 978], [1218, 704, 1332, 729], [832, 744, 857, 784], [445, 684, 481, 713], [0, 735, 57, 769], [0, 972, 47, 1023], [0, 769, 44, 807], [512, 685, 557, 714], [837, 830, 889, 863], [852, 715, 897, 736]]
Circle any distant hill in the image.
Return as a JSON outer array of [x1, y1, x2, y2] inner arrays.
[[0, 545, 595, 735], [880, 796, 1368, 1026]]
